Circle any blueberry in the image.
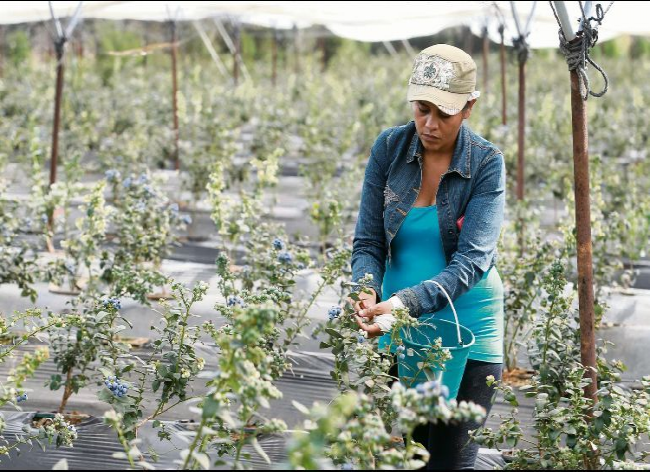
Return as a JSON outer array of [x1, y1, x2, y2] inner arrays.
[[105, 169, 120, 182], [272, 238, 285, 250], [328, 306, 342, 319], [278, 252, 292, 264], [357, 335, 365, 344]]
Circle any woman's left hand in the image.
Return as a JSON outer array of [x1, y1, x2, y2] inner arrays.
[[356, 300, 394, 322]]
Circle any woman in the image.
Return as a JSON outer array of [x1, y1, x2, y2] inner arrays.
[[350, 44, 505, 470]]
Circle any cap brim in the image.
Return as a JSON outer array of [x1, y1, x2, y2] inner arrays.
[[407, 84, 471, 115]]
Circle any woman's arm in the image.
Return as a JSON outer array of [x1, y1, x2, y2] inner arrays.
[[351, 129, 392, 302], [393, 151, 506, 318]]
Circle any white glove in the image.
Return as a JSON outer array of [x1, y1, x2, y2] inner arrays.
[[371, 296, 404, 333]]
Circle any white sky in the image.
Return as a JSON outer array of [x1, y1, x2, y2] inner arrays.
[[1, 2, 649, 48]]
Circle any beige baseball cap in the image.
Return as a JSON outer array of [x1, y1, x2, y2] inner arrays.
[[407, 44, 480, 115]]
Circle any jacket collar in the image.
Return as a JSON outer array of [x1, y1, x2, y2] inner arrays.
[[406, 122, 472, 179]]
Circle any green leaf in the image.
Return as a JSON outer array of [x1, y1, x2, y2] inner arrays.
[[202, 396, 220, 419], [325, 328, 343, 339]]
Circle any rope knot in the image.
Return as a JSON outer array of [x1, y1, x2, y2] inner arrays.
[[552, 1, 610, 101]]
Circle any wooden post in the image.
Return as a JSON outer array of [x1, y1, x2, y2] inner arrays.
[[319, 35, 327, 72], [570, 68, 598, 404], [293, 23, 300, 76], [517, 57, 525, 202], [0, 25, 5, 77], [499, 25, 507, 125], [170, 21, 180, 171], [50, 40, 65, 188], [554, 0, 598, 404], [47, 38, 66, 250], [272, 29, 278, 87], [233, 23, 240, 86]]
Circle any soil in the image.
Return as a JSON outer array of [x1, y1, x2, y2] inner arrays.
[[502, 368, 535, 387]]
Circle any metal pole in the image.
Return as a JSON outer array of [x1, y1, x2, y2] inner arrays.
[[50, 40, 65, 188], [193, 20, 228, 78], [233, 23, 240, 86], [482, 26, 489, 93], [170, 21, 180, 171], [272, 29, 278, 87], [517, 58, 525, 202], [570, 63, 598, 404], [0, 25, 4, 77], [319, 35, 327, 72], [500, 25, 507, 125], [293, 23, 300, 76], [553, 0, 598, 405]]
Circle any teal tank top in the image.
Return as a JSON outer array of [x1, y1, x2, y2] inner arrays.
[[380, 205, 504, 363]]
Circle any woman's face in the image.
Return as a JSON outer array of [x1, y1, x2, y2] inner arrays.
[[412, 99, 476, 155]]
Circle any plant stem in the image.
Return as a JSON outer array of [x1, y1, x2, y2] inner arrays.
[[58, 369, 74, 413], [541, 298, 556, 369], [182, 418, 207, 470], [506, 296, 537, 371], [136, 397, 198, 430]]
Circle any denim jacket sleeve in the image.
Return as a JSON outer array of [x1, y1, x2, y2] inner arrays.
[[351, 129, 392, 301], [394, 151, 506, 318]]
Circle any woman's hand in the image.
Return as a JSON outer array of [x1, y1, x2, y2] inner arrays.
[[347, 288, 378, 314], [356, 300, 394, 323], [355, 315, 384, 338]]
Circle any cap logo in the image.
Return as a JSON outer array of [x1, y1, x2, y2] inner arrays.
[[409, 53, 455, 91]]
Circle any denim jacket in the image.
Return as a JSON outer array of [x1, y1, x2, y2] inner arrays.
[[351, 121, 506, 318]]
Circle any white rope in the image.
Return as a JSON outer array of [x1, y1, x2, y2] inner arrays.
[[550, 1, 611, 100]]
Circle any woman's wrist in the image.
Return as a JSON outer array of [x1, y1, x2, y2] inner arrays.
[[388, 295, 405, 310]]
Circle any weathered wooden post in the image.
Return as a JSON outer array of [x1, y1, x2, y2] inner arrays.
[[170, 20, 180, 171], [552, 0, 603, 406], [499, 24, 507, 125], [272, 29, 278, 86], [233, 22, 241, 86]]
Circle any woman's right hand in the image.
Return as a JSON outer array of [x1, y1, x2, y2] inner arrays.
[[347, 287, 378, 316]]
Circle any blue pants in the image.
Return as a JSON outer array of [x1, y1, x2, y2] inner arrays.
[[390, 359, 503, 470]]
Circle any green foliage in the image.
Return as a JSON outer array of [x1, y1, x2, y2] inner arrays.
[[5, 30, 31, 68], [474, 261, 650, 469]]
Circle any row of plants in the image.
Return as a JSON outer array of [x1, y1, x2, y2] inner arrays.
[[1, 45, 649, 469]]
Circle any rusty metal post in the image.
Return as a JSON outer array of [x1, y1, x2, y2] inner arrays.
[[499, 25, 507, 125], [0, 25, 5, 77], [517, 58, 525, 202], [293, 23, 300, 76], [570, 68, 598, 403], [272, 29, 278, 87], [482, 26, 489, 93], [50, 40, 65, 187], [319, 35, 327, 72], [233, 23, 240, 86], [46, 38, 66, 250], [170, 21, 180, 171]]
